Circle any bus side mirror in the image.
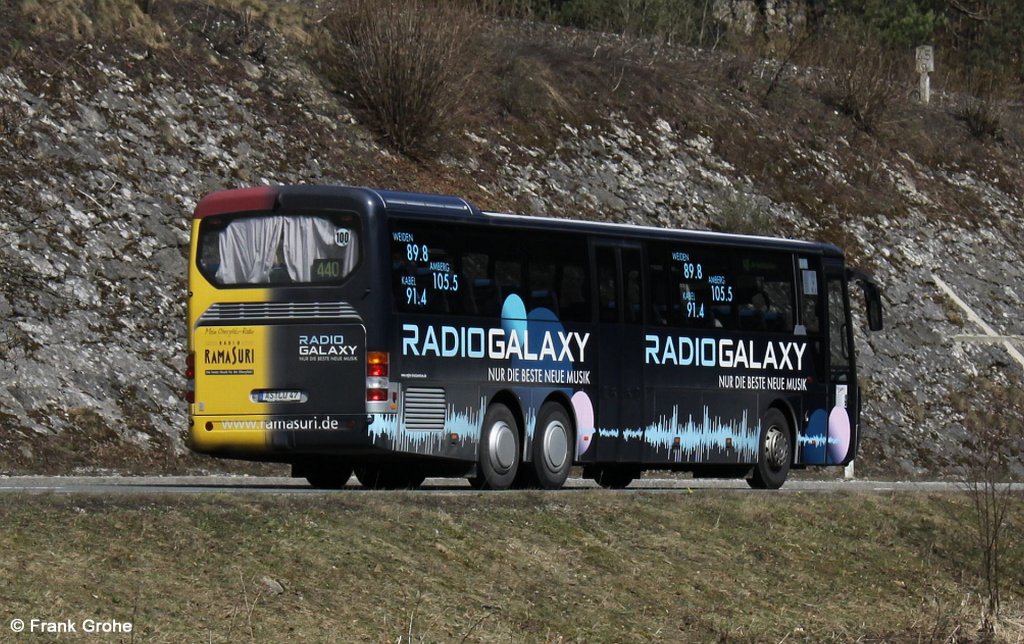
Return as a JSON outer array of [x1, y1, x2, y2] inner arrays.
[[867, 293, 883, 331], [861, 281, 883, 331], [848, 267, 883, 332]]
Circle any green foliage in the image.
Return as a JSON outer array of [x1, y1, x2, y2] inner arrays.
[[944, 0, 1024, 84], [712, 192, 773, 235], [827, 0, 1023, 84], [528, 0, 723, 47], [828, 0, 938, 48]]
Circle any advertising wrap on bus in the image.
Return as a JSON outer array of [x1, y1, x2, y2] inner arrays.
[[186, 185, 883, 490]]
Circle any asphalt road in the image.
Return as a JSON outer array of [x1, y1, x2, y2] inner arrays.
[[0, 475, 971, 495]]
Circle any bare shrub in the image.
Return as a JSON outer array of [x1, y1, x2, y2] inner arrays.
[[956, 382, 1023, 636], [955, 95, 1004, 140], [951, 75, 1007, 140], [810, 26, 902, 132], [494, 53, 571, 124], [316, 0, 484, 156], [711, 192, 774, 235]]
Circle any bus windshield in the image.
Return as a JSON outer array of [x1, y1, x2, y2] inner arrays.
[[197, 214, 360, 286]]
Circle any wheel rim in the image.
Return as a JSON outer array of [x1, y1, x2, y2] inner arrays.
[[764, 425, 789, 471], [489, 420, 516, 473], [542, 420, 568, 472]]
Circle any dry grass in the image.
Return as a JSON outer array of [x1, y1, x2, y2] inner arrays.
[[19, 0, 166, 44], [0, 491, 1021, 642]]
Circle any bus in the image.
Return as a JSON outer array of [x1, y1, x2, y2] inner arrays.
[[186, 185, 883, 490]]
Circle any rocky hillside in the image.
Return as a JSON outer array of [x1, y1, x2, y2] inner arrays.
[[1, 1, 1022, 477]]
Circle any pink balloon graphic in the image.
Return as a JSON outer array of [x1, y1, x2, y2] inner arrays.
[[828, 406, 851, 464], [571, 391, 595, 457]]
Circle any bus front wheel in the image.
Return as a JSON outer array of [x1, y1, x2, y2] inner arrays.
[[747, 409, 792, 490], [593, 466, 639, 489], [305, 464, 354, 490], [470, 403, 520, 490], [532, 402, 573, 489]]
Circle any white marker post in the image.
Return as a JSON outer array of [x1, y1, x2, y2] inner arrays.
[[916, 45, 934, 105]]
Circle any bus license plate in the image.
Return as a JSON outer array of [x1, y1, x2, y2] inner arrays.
[[251, 390, 306, 403]]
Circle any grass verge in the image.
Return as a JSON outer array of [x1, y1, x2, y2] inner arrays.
[[0, 491, 1021, 642]]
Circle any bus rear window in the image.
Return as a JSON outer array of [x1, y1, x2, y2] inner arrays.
[[197, 214, 361, 286]]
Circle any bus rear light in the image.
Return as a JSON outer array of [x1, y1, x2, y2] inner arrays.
[[184, 391, 195, 404], [185, 352, 195, 380], [367, 351, 389, 377], [366, 352, 391, 408]]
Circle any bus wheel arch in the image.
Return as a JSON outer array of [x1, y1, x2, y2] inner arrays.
[[531, 397, 575, 490], [748, 405, 794, 490]]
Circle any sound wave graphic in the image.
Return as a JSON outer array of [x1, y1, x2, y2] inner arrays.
[[598, 406, 761, 463], [368, 399, 486, 454], [372, 401, 763, 464]]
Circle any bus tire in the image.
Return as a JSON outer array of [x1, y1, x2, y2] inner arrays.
[[355, 465, 425, 490], [594, 466, 639, 489], [305, 464, 353, 489], [470, 403, 520, 490], [532, 402, 573, 490], [747, 408, 792, 490]]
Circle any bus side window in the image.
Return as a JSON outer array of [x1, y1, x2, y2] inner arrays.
[[528, 262, 558, 315], [738, 253, 794, 333], [800, 267, 821, 334], [558, 263, 589, 322], [461, 252, 489, 315], [623, 251, 642, 325], [828, 278, 850, 368], [649, 262, 669, 325], [596, 247, 618, 323], [495, 259, 523, 304]]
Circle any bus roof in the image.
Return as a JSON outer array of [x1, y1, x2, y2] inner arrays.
[[192, 185, 844, 258]]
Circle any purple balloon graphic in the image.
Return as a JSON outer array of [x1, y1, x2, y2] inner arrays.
[[572, 391, 595, 457], [828, 406, 851, 464]]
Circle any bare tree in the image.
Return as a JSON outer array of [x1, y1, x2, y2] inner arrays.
[[957, 383, 1022, 635]]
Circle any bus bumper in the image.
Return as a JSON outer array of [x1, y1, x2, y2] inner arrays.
[[189, 414, 374, 456]]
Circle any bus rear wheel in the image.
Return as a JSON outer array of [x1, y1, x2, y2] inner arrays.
[[304, 464, 354, 489], [532, 402, 573, 490], [747, 409, 792, 490], [355, 465, 425, 490], [470, 403, 520, 490]]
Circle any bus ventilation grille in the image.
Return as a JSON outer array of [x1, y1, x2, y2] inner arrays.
[[199, 301, 358, 322], [402, 388, 447, 432]]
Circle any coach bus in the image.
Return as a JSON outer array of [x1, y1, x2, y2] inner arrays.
[[186, 185, 882, 490]]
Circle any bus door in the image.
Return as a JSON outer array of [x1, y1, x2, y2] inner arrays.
[[593, 243, 646, 462], [824, 259, 858, 464]]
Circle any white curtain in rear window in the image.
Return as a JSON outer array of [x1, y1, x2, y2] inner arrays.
[[216, 217, 285, 284], [281, 217, 358, 282]]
